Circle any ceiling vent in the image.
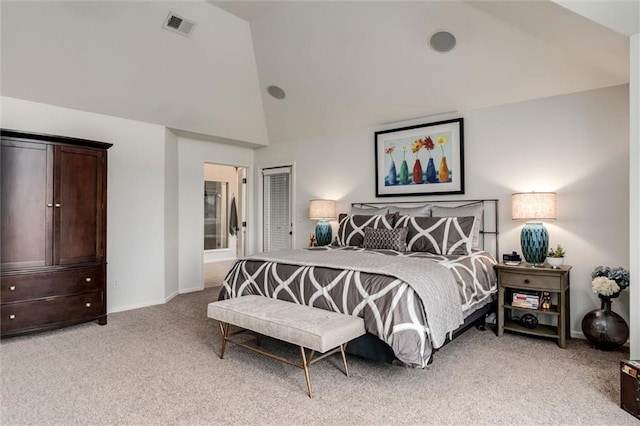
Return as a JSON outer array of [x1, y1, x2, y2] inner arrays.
[[163, 12, 196, 37]]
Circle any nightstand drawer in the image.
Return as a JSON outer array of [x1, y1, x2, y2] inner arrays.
[[499, 271, 562, 291]]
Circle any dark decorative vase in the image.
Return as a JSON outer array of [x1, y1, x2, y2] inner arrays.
[[412, 159, 423, 184], [581, 294, 629, 350], [387, 160, 397, 185], [426, 158, 437, 183]]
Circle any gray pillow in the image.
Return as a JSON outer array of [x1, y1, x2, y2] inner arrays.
[[350, 206, 389, 215], [405, 216, 475, 255], [388, 204, 431, 217], [336, 213, 397, 247], [362, 226, 408, 251], [431, 203, 483, 248]]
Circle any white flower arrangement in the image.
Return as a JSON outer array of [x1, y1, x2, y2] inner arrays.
[[591, 276, 620, 297]]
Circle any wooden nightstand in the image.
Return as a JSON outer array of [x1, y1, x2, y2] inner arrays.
[[495, 263, 571, 348]]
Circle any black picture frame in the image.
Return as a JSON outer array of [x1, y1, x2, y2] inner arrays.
[[375, 118, 464, 197]]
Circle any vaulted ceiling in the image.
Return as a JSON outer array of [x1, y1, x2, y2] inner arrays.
[[213, 0, 632, 144], [2, 1, 635, 146]]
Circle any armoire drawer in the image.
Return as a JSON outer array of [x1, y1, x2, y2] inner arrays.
[[0, 265, 105, 303], [0, 291, 104, 334]]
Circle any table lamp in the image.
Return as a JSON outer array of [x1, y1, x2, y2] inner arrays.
[[511, 192, 556, 266], [309, 199, 336, 246]]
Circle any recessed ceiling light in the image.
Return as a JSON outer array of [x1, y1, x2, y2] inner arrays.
[[429, 31, 456, 53], [267, 85, 286, 99]]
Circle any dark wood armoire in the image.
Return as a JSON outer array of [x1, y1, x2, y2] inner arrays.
[[1, 129, 112, 337]]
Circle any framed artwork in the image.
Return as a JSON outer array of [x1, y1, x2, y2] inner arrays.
[[375, 118, 464, 197]]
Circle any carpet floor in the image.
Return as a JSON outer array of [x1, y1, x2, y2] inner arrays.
[[1, 287, 635, 425]]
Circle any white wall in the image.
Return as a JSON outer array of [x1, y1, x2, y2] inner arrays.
[[164, 129, 180, 302], [254, 85, 630, 338], [1, 96, 168, 312], [178, 137, 254, 293], [0, 96, 258, 311]]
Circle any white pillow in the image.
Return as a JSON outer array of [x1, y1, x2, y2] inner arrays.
[[431, 203, 483, 248]]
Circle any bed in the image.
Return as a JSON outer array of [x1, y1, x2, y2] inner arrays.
[[219, 200, 499, 368]]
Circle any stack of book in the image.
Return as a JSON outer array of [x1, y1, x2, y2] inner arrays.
[[512, 291, 539, 309]]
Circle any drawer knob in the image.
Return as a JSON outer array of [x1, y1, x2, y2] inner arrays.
[[9, 314, 15, 320], [85, 303, 92, 308], [55, 203, 61, 208], [524, 279, 530, 284], [9, 286, 16, 291], [85, 277, 92, 283]]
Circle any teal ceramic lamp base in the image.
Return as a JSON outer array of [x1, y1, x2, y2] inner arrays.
[[315, 220, 332, 246], [520, 222, 549, 266]]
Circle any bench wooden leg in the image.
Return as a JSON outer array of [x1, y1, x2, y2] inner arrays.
[[300, 347, 313, 398], [339, 344, 349, 377], [219, 322, 229, 359]]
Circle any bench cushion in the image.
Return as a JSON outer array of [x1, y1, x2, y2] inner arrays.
[[207, 296, 365, 353]]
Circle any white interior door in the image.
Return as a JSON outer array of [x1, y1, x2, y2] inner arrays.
[[262, 166, 292, 252]]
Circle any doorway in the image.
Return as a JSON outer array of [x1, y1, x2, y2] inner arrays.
[[262, 165, 293, 252], [203, 163, 247, 288]]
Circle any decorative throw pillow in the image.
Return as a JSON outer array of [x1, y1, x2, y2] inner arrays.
[[336, 213, 397, 246], [362, 226, 408, 251], [394, 213, 429, 229], [405, 216, 475, 255], [431, 203, 483, 248]]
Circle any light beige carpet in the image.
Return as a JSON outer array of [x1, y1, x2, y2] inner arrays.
[[1, 287, 635, 425], [204, 260, 235, 288]]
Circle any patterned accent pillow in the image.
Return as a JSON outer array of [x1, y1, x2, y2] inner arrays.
[[362, 226, 408, 251], [405, 216, 475, 255], [336, 213, 397, 246]]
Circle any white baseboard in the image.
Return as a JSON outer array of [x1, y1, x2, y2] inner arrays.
[[180, 286, 204, 294], [108, 298, 168, 313], [571, 329, 630, 346], [165, 290, 179, 303], [108, 289, 197, 313], [571, 330, 586, 340]]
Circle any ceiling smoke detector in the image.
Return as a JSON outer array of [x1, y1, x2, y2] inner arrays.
[[163, 12, 196, 37], [429, 31, 456, 53]]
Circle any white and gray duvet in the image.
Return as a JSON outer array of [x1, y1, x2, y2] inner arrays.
[[220, 246, 497, 367]]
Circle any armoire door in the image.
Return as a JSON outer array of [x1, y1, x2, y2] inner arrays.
[[53, 145, 106, 265], [0, 140, 54, 270]]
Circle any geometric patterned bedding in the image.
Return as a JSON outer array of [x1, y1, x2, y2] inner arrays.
[[220, 246, 497, 367]]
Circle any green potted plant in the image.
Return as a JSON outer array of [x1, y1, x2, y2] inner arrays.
[[546, 244, 565, 268]]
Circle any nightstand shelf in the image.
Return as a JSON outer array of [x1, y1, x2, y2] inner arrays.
[[503, 320, 558, 338], [503, 303, 560, 316], [495, 263, 571, 348]]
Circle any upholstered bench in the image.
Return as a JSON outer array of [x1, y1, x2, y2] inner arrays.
[[207, 295, 366, 398]]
